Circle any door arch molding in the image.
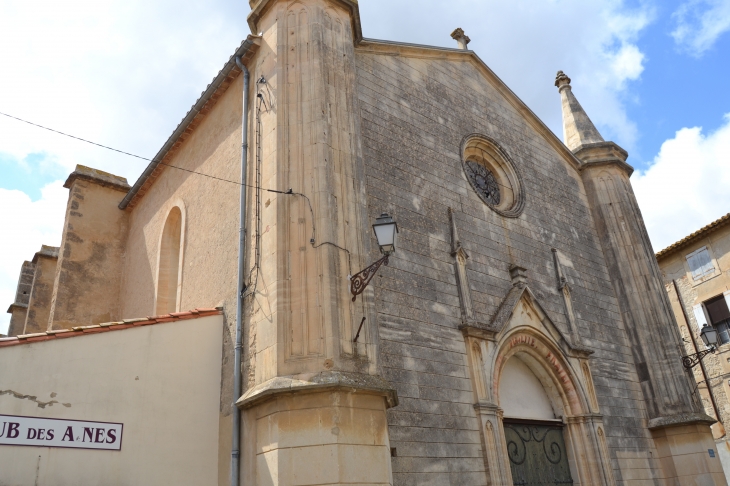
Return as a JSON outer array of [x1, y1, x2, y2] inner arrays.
[[463, 288, 616, 486]]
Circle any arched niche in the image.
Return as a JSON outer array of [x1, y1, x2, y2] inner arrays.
[[156, 205, 184, 315], [499, 356, 558, 421]]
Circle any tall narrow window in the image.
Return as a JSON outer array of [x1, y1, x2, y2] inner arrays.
[[156, 207, 182, 315]]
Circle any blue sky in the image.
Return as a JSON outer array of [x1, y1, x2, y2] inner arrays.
[[1, 0, 729, 333], [623, 0, 730, 164]]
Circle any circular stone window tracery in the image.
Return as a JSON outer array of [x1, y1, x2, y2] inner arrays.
[[461, 134, 525, 218]]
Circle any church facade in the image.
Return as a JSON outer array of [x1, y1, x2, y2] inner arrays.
[[2, 1, 725, 485]]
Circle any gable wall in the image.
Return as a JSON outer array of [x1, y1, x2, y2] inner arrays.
[[120, 75, 244, 320], [355, 48, 653, 484]]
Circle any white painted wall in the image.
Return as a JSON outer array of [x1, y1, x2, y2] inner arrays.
[[499, 356, 556, 420], [0, 315, 223, 486]]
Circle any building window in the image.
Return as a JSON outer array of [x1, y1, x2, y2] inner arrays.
[[705, 295, 730, 346], [686, 246, 715, 280], [156, 206, 183, 315], [461, 134, 525, 218]]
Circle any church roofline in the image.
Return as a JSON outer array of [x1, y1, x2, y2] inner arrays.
[[122, 33, 590, 210], [357, 38, 586, 174], [119, 35, 261, 210]]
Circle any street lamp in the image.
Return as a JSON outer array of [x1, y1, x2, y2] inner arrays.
[[372, 213, 399, 256], [701, 324, 719, 348], [683, 324, 719, 369], [350, 213, 399, 302]]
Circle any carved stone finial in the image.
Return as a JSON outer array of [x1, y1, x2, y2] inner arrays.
[[448, 208, 465, 257], [555, 70, 607, 152], [509, 264, 527, 287], [451, 28, 471, 50], [555, 70, 571, 90]]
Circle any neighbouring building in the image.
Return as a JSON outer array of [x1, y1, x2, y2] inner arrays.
[[1, 1, 725, 485], [658, 212, 730, 473]]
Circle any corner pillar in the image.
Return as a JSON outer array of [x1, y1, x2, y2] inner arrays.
[[474, 403, 514, 486], [555, 72, 726, 485]]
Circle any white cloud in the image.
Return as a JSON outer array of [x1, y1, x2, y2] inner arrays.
[[0, 182, 68, 334], [0, 0, 247, 182], [633, 114, 730, 252], [359, 0, 655, 150], [672, 0, 730, 56]]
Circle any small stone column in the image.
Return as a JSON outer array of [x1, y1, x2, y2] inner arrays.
[[24, 246, 59, 334], [6, 261, 35, 336], [474, 403, 513, 486]]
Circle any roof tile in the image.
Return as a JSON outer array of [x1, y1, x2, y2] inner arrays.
[[0, 309, 223, 349], [657, 212, 730, 259]]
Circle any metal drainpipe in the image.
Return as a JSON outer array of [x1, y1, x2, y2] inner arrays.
[[232, 55, 250, 486], [672, 280, 722, 424]]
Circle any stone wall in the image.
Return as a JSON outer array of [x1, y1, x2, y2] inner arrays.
[[355, 43, 653, 484]]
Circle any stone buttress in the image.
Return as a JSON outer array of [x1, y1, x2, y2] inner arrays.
[[237, 1, 397, 485], [556, 71, 726, 485]]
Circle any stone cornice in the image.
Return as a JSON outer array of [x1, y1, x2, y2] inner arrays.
[[237, 371, 399, 410], [648, 412, 716, 430], [31, 245, 60, 264], [64, 165, 130, 193], [574, 142, 634, 176], [6, 303, 28, 314], [247, 0, 362, 43]]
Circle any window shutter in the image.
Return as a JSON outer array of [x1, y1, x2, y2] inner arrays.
[[693, 304, 708, 330], [687, 253, 703, 279], [725, 291, 730, 316], [698, 250, 714, 276], [687, 247, 714, 280]]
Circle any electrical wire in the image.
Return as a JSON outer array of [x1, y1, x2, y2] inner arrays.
[[0, 110, 300, 195], [2, 107, 351, 283], [0, 110, 156, 161]]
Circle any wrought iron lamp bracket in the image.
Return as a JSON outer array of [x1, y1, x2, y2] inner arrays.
[[349, 255, 389, 302], [682, 347, 717, 369]]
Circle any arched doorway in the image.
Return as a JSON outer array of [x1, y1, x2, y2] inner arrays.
[[499, 356, 573, 486]]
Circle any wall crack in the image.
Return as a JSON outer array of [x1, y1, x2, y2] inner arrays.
[[0, 389, 71, 409]]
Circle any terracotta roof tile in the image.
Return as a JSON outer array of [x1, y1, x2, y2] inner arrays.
[[656, 212, 730, 260], [0, 309, 223, 349]]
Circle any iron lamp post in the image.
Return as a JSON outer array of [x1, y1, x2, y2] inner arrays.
[[350, 213, 399, 302], [683, 324, 719, 369]]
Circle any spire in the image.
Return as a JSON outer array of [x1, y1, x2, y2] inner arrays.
[[554, 71, 605, 152]]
